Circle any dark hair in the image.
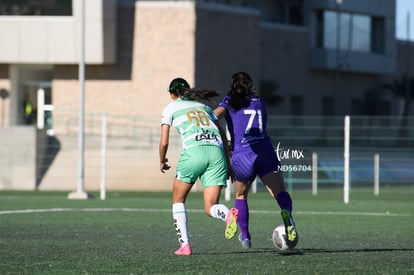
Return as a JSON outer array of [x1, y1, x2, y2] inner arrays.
[[168, 77, 219, 101], [227, 71, 256, 110], [169, 78, 190, 94]]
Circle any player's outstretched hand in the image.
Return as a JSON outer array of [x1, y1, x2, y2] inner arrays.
[[160, 158, 171, 173]]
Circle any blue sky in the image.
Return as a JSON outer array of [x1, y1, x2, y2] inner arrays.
[[396, 0, 414, 40]]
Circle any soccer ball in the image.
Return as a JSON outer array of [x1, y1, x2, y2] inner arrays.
[[272, 224, 297, 250]]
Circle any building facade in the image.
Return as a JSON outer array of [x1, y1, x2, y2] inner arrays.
[[1, 0, 412, 125], [0, 0, 413, 191]]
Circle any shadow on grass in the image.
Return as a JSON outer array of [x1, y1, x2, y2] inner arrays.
[[300, 248, 414, 254], [201, 248, 303, 256], [202, 247, 414, 256]]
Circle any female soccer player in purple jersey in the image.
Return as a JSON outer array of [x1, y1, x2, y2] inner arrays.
[[159, 77, 238, 256], [214, 72, 298, 249]]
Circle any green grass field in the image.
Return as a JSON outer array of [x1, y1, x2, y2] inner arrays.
[[1, 188, 413, 274]]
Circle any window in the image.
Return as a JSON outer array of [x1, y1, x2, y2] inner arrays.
[[315, 10, 382, 54], [0, 0, 72, 16], [259, 0, 304, 25], [315, 10, 324, 48], [323, 11, 370, 52], [288, 2, 303, 25], [371, 17, 385, 54]]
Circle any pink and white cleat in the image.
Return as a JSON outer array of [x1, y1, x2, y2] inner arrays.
[[175, 243, 192, 256]]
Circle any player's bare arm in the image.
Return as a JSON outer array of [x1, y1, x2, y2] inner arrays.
[[159, 124, 171, 173], [214, 106, 226, 119]]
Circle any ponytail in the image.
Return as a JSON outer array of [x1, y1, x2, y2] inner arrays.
[[168, 78, 219, 101]]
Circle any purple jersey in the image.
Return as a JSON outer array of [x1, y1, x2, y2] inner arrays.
[[218, 96, 271, 151], [218, 96, 280, 183]]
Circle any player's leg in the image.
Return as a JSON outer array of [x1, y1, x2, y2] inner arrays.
[[256, 143, 298, 246], [203, 185, 226, 218], [172, 178, 193, 256], [203, 186, 238, 240], [261, 172, 298, 245], [171, 147, 206, 255], [230, 150, 256, 247], [201, 146, 238, 239], [233, 180, 252, 248]]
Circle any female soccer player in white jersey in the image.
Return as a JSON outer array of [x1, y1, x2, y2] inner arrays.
[[159, 77, 238, 256], [214, 72, 298, 249]]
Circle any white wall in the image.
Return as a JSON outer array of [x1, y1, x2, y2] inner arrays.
[[0, 0, 116, 64]]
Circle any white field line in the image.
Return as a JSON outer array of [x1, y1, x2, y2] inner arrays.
[[0, 208, 410, 217]]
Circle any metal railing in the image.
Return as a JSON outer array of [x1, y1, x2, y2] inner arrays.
[[32, 111, 414, 193]]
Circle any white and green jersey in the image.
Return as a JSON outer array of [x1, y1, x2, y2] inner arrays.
[[161, 99, 223, 150]]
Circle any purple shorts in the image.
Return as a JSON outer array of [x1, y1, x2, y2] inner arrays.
[[231, 142, 281, 184]]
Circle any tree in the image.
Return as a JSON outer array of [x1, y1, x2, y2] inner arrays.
[[382, 76, 414, 145], [259, 80, 284, 107], [382, 76, 414, 116]]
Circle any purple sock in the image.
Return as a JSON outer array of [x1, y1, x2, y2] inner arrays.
[[276, 191, 293, 212], [234, 199, 250, 239]]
